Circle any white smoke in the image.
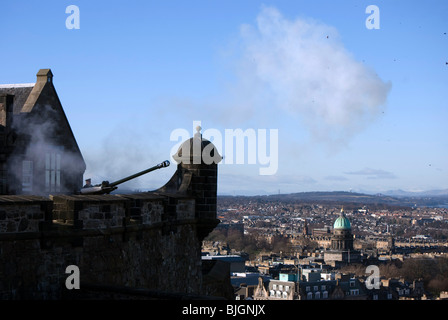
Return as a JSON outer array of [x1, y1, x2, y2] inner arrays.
[[82, 122, 173, 192], [81, 6, 392, 192], [220, 6, 391, 145], [8, 104, 85, 195]]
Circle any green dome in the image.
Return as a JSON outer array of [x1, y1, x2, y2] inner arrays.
[[333, 209, 351, 230]]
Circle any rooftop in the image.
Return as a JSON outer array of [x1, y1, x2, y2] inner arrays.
[[333, 208, 351, 230], [0, 83, 35, 88]]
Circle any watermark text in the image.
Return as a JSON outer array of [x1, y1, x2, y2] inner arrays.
[[66, 5, 80, 29], [170, 121, 278, 175], [365, 5, 380, 30], [65, 265, 80, 289]]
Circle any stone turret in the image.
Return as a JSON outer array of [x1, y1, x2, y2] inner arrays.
[[158, 126, 222, 239]]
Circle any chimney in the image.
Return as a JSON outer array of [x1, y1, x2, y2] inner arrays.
[[36, 69, 53, 84], [21, 69, 53, 113]]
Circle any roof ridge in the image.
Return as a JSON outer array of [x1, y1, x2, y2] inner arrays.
[[0, 83, 35, 88]]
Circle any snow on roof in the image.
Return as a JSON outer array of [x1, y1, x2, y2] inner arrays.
[[0, 83, 35, 88]]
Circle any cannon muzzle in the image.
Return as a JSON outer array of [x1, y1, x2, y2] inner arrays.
[[80, 160, 170, 195]]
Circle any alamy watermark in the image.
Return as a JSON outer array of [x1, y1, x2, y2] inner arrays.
[[64, 5, 380, 31], [365, 265, 381, 289], [65, 265, 80, 289], [170, 121, 279, 175], [66, 5, 80, 29], [365, 5, 380, 30]]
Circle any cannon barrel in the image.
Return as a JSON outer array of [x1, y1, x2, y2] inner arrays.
[[107, 160, 170, 188], [80, 160, 170, 195]]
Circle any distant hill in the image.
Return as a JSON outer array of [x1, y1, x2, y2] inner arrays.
[[266, 191, 405, 205], [381, 189, 448, 198], [219, 190, 448, 208]]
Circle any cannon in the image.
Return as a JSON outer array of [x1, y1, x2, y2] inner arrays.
[[80, 160, 170, 195]]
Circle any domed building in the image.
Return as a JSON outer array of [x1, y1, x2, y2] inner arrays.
[[331, 207, 353, 251], [324, 208, 361, 266]]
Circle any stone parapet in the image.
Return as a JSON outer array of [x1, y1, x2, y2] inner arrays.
[[0, 135, 222, 299], [0, 195, 52, 233]]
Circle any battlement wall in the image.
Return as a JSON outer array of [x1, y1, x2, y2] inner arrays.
[[0, 191, 219, 299], [0, 196, 52, 233], [0, 134, 224, 300]]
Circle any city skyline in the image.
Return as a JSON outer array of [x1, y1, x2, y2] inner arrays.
[[1, 0, 447, 196]]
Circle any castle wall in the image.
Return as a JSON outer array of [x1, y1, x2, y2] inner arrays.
[[0, 130, 224, 300], [0, 192, 218, 299]]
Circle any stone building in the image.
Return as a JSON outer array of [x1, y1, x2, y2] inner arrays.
[[253, 272, 368, 300], [324, 208, 361, 266], [376, 235, 395, 254], [0, 84, 229, 299], [331, 207, 354, 250], [0, 69, 85, 195]]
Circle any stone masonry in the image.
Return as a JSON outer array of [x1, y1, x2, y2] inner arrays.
[[0, 133, 223, 299]]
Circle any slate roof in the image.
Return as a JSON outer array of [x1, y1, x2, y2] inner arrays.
[[0, 83, 35, 114]]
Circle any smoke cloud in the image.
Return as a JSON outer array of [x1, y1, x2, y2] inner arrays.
[[81, 6, 392, 192], [83, 123, 172, 192], [220, 6, 391, 145], [8, 104, 85, 195]]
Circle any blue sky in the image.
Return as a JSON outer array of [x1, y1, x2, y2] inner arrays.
[[1, 0, 447, 195]]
